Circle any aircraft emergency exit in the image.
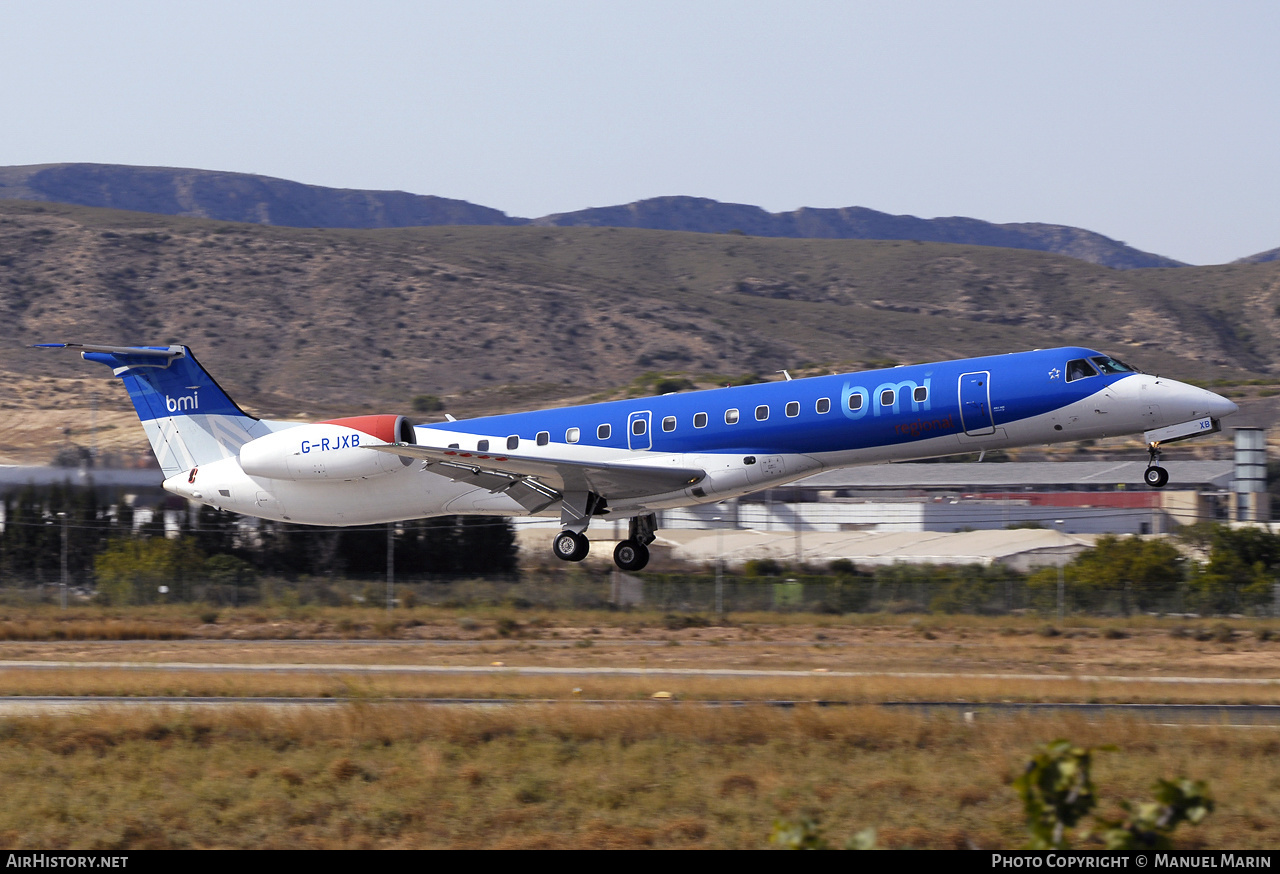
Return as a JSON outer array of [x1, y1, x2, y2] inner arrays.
[[39, 343, 1238, 571]]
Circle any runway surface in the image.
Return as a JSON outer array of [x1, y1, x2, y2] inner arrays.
[[3, 659, 1280, 685], [0, 696, 1277, 724]]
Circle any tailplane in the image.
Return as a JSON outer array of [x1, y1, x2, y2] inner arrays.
[[37, 344, 273, 477]]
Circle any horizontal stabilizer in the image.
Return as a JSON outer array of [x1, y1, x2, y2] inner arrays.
[[33, 343, 184, 359]]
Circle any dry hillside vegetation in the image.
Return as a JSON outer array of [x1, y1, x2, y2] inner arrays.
[[5, 200, 1280, 464], [4, 201, 1280, 417]]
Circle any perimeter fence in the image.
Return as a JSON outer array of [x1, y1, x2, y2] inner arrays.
[[5, 570, 1277, 618]]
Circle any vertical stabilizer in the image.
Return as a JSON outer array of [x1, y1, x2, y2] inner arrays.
[[37, 343, 273, 477]]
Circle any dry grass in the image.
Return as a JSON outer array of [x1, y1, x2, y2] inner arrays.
[[1, 607, 1277, 847], [0, 705, 1274, 849]]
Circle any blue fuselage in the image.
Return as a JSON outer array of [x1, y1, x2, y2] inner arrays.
[[432, 347, 1139, 456]]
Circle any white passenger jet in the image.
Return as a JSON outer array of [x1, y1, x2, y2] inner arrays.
[[39, 344, 1237, 570]]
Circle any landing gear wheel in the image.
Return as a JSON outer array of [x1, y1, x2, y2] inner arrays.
[[1144, 466, 1169, 488], [553, 530, 590, 562], [613, 539, 650, 572]]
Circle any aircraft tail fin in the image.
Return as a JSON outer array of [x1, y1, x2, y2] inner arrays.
[[37, 344, 271, 477]]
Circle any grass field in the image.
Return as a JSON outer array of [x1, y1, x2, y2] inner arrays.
[[1, 605, 1277, 849], [0, 706, 1275, 849]]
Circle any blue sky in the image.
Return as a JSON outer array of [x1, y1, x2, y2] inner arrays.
[[2, 1, 1277, 264]]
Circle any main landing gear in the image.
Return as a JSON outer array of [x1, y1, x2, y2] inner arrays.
[[613, 538, 650, 572], [552, 505, 657, 572], [553, 530, 590, 562], [1144, 443, 1170, 489]]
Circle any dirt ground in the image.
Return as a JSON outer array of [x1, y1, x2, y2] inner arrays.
[[3, 618, 1278, 679]]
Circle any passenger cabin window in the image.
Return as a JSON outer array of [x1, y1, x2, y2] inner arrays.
[[1066, 359, 1099, 382], [785, 401, 800, 417], [913, 386, 928, 403], [566, 428, 580, 444], [880, 389, 895, 407], [507, 435, 519, 450], [536, 431, 549, 446], [847, 394, 863, 412], [477, 440, 489, 452], [662, 416, 676, 432], [1091, 355, 1138, 375], [816, 398, 831, 414], [755, 405, 769, 421], [448, 443, 459, 449], [725, 408, 740, 424], [632, 418, 647, 436], [694, 412, 708, 428], [597, 424, 611, 440]]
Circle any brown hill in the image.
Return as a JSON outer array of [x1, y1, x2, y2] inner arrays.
[[0, 163, 1184, 269], [1, 198, 1276, 464], [534, 197, 1185, 269], [1236, 246, 1280, 265], [0, 163, 520, 229]]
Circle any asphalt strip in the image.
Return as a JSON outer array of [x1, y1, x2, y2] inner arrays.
[[1, 660, 1278, 685], [0, 697, 1277, 725]]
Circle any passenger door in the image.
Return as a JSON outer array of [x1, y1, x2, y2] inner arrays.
[[627, 411, 652, 450], [958, 371, 996, 436]]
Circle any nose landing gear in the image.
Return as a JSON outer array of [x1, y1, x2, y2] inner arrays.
[[1144, 443, 1169, 489]]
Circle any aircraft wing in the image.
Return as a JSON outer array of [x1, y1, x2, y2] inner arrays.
[[366, 442, 705, 513]]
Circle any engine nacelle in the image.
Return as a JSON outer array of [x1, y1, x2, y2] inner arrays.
[[238, 415, 415, 481]]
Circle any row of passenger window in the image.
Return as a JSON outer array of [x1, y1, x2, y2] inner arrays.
[[453, 387, 934, 451], [559, 387, 928, 443]]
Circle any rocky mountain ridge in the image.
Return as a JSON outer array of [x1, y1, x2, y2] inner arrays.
[[0, 163, 1204, 269]]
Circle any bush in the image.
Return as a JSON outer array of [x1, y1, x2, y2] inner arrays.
[[411, 395, 444, 413], [94, 537, 205, 605], [652, 377, 696, 395], [743, 558, 783, 577]]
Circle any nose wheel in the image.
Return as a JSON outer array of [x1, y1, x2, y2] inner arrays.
[[1143, 466, 1169, 488], [1144, 443, 1169, 489]]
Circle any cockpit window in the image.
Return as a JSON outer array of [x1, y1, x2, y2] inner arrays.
[[1090, 355, 1139, 375], [1065, 358, 1099, 382]]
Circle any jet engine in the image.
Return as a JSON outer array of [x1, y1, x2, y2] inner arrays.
[[238, 415, 416, 481]]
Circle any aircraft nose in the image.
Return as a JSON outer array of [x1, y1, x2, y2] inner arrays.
[[1161, 378, 1238, 421], [1207, 391, 1239, 420]]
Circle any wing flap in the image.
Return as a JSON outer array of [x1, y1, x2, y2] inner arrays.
[[368, 443, 705, 501]]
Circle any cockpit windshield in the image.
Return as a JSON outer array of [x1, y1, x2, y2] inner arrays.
[[1090, 355, 1140, 375], [1066, 359, 1099, 382]]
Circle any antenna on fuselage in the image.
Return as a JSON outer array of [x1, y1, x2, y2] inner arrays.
[[777, 370, 792, 381]]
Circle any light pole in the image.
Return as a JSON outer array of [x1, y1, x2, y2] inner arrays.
[[57, 511, 68, 609], [713, 512, 724, 617], [386, 522, 395, 613], [1055, 519, 1066, 621], [794, 503, 803, 566]]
